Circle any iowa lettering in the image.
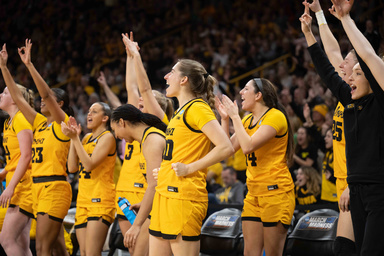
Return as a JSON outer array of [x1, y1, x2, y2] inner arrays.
[[334, 105, 344, 118], [166, 128, 175, 136], [33, 138, 45, 144]]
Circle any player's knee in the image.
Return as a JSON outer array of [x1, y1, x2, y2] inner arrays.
[[333, 236, 356, 256]]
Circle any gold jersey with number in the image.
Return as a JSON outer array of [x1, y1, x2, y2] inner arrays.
[[243, 109, 294, 196], [156, 99, 216, 202], [321, 150, 337, 202], [77, 131, 116, 207], [31, 113, 70, 177], [3, 111, 32, 175], [332, 102, 347, 179], [139, 127, 166, 178], [116, 114, 169, 193]]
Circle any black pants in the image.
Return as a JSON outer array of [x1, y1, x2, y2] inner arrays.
[[349, 183, 384, 256]]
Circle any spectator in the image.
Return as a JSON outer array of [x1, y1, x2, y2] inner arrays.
[[214, 167, 245, 204]]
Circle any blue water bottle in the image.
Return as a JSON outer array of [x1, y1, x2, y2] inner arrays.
[[118, 197, 137, 225]]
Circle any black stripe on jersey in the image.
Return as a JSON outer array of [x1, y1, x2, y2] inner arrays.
[[52, 123, 70, 142], [108, 148, 116, 157], [19, 207, 35, 219], [275, 129, 288, 138], [248, 109, 271, 129], [183, 99, 208, 133]]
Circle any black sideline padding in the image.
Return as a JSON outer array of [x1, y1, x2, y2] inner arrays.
[[200, 208, 243, 255], [285, 209, 339, 256]]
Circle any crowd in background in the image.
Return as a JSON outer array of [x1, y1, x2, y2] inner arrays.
[[0, 0, 383, 205]]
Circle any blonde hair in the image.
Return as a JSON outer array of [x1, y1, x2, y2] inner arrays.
[[16, 84, 34, 108], [153, 90, 174, 121]]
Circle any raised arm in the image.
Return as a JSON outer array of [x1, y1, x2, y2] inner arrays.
[[305, 0, 344, 73], [122, 33, 166, 120], [0, 44, 37, 124], [300, 3, 318, 47], [124, 133, 165, 249], [98, 71, 122, 109], [122, 33, 140, 107], [18, 39, 66, 123], [331, 0, 384, 90]]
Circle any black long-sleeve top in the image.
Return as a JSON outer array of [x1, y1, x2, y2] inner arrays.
[[308, 43, 384, 184]]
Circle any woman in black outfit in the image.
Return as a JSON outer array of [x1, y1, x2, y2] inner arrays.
[[300, 2, 384, 255]]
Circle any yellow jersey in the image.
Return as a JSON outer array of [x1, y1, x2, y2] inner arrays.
[[77, 131, 116, 207], [243, 109, 294, 196], [31, 113, 70, 177], [3, 111, 32, 176], [321, 150, 337, 202], [156, 99, 216, 202], [332, 102, 347, 179]]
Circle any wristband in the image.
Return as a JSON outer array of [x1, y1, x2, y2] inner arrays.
[[316, 10, 327, 26]]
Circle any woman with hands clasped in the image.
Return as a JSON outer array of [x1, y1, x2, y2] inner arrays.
[[62, 102, 116, 256], [301, 0, 384, 254], [1, 39, 72, 256], [217, 78, 295, 256], [0, 45, 34, 256], [148, 59, 233, 256]]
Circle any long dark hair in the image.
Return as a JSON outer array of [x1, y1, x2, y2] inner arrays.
[[52, 88, 74, 117], [252, 78, 294, 166], [95, 102, 112, 131], [111, 104, 167, 132]]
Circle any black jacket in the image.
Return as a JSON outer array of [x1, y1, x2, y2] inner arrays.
[[308, 43, 384, 184]]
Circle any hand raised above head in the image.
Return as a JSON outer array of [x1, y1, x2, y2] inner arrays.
[[122, 31, 140, 57], [18, 39, 32, 65], [0, 44, 8, 67], [329, 0, 354, 19]]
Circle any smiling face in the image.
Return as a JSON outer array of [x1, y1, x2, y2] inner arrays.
[[239, 80, 259, 111], [296, 168, 308, 187], [87, 103, 107, 130], [0, 87, 15, 111], [349, 63, 372, 100], [164, 62, 182, 98], [296, 127, 308, 146], [324, 129, 333, 150], [339, 52, 356, 84]]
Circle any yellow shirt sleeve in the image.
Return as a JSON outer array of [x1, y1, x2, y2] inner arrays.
[[185, 101, 216, 131], [261, 109, 287, 136], [13, 112, 32, 134]]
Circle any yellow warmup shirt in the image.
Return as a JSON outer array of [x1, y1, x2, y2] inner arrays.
[[3, 111, 32, 176], [31, 113, 70, 177], [77, 131, 116, 207], [243, 109, 294, 196], [156, 98, 216, 202], [333, 102, 347, 179]]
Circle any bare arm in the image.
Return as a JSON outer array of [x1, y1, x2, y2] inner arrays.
[[0, 44, 37, 124], [122, 33, 140, 107], [0, 129, 32, 207], [124, 134, 165, 248], [98, 71, 122, 108], [123, 33, 165, 119], [335, 12, 384, 90], [62, 117, 116, 171], [172, 120, 234, 176], [18, 39, 66, 123]]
